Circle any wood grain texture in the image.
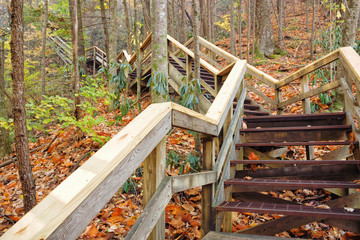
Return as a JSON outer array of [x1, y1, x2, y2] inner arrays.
[[125, 178, 172, 240], [171, 171, 216, 193], [2, 103, 172, 240], [245, 82, 277, 106], [199, 36, 238, 62], [246, 64, 279, 88], [276, 49, 339, 88], [278, 80, 341, 108], [206, 60, 246, 134], [339, 47, 360, 85]]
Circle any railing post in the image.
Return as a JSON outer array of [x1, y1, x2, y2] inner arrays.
[[93, 48, 96, 75], [143, 137, 166, 240], [222, 106, 233, 233], [300, 75, 314, 159], [186, 54, 192, 82], [275, 88, 283, 115], [201, 136, 215, 237]]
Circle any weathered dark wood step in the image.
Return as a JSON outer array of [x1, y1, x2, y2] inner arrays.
[[244, 112, 346, 128], [236, 140, 358, 148], [240, 125, 351, 133], [244, 110, 269, 116], [230, 160, 360, 165], [202, 231, 297, 240], [216, 201, 360, 220], [244, 104, 260, 110], [224, 178, 360, 189]]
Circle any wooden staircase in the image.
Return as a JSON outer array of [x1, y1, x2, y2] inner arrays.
[[213, 112, 360, 236]]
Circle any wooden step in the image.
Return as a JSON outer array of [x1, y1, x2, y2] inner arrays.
[[244, 112, 346, 128], [202, 231, 297, 240], [224, 178, 360, 192], [236, 140, 359, 148], [240, 125, 351, 143], [216, 201, 360, 220], [231, 160, 360, 165], [244, 104, 260, 110], [244, 110, 269, 116]]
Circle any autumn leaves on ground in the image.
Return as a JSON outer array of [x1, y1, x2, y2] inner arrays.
[[1, 3, 360, 240]]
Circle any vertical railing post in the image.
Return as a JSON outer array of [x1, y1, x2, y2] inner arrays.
[[186, 54, 192, 82], [222, 106, 233, 233], [93, 48, 96, 75], [275, 87, 283, 115], [143, 137, 166, 240], [300, 75, 314, 159], [201, 136, 215, 237]]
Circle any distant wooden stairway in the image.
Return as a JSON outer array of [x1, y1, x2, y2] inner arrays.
[[3, 35, 360, 240]]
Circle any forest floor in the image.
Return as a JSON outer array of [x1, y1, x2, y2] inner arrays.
[[1, 4, 360, 240]]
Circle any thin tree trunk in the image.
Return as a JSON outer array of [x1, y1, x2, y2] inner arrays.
[[141, 0, 151, 33], [181, 0, 186, 42], [122, 0, 132, 53], [171, 0, 176, 37], [207, 0, 212, 41], [0, 38, 11, 159], [254, 0, 274, 58], [99, 0, 110, 73], [177, 0, 181, 41], [135, 0, 141, 102], [238, 0, 243, 58], [72, 0, 81, 120], [109, 0, 117, 64], [10, 0, 37, 212], [230, 0, 236, 55], [247, 0, 250, 61], [310, 0, 316, 59], [341, 0, 360, 47], [305, 0, 309, 32], [41, 0, 48, 96], [77, 0, 86, 75], [278, 0, 283, 47], [252, 0, 255, 62], [151, 0, 168, 103]]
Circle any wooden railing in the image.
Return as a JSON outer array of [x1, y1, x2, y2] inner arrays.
[[2, 33, 247, 239], [86, 46, 107, 71], [48, 35, 72, 65]]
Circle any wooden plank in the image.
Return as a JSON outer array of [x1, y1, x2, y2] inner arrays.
[[339, 47, 360, 86], [276, 50, 340, 88], [213, 88, 247, 178], [169, 50, 186, 69], [168, 64, 211, 114], [245, 82, 277, 107], [341, 77, 360, 124], [2, 103, 172, 240], [206, 60, 246, 134], [339, 55, 360, 93], [240, 192, 360, 236], [217, 61, 235, 77], [167, 35, 220, 76], [171, 102, 217, 135], [278, 80, 341, 108], [201, 138, 216, 237], [125, 178, 172, 240], [117, 50, 131, 62], [199, 36, 237, 62], [246, 64, 279, 88], [200, 51, 223, 70], [316, 145, 352, 160], [171, 171, 217, 193], [173, 37, 194, 56], [199, 78, 217, 97], [203, 231, 297, 240], [143, 137, 166, 240]]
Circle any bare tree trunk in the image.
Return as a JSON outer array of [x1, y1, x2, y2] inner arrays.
[[151, 0, 168, 103], [135, 0, 141, 102], [10, 0, 37, 212], [278, 0, 283, 47], [230, 0, 236, 55], [177, 0, 181, 41], [77, 0, 86, 75], [238, 0, 243, 58], [0, 38, 11, 159], [247, 0, 250, 61], [171, 0, 176, 37], [99, 0, 110, 72], [199, 0, 206, 37], [207, 0, 212, 42], [254, 0, 274, 58], [341, 0, 360, 47], [181, 0, 186, 42], [72, 0, 81, 120], [310, 0, 316, 58], [141, 0, 151, 33], [305, 0, 309, 32], [109, 0, 117, 64], [123, 0, 132, 53], [193, 0, 200, 81], [41, 0, 48, 97]]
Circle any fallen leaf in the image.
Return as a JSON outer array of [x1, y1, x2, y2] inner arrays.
[[87, 224, 99, 238], [182, 203, 195, 212]]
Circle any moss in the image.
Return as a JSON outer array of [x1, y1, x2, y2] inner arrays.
[[274, 46, 288, 56], [255, 60, 268, 66]]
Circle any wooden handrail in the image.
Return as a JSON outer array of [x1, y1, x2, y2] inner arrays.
[[276, 50, 340, 89]]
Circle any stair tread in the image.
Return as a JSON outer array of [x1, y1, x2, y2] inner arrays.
[[236, 140, 359, 147], [203, 231, 296, 240], [224, 178, 360, 188], [244, 112, 346, 122], [240, 125, 352, 133], [244, 110, 269, 116], [230, 160, 360, 165], [216, 201, 360, 220]]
